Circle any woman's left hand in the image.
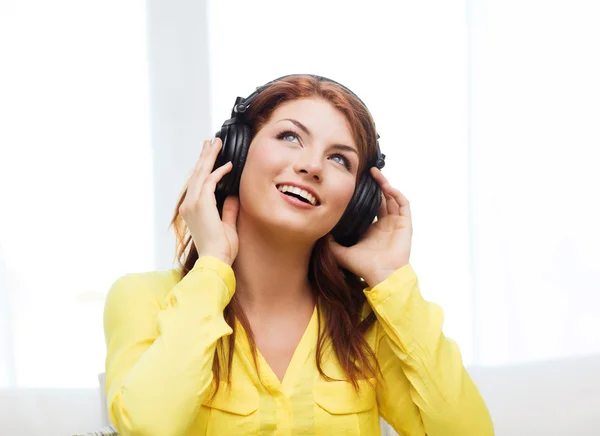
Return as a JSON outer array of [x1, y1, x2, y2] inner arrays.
[[329, 167, 413, 287]]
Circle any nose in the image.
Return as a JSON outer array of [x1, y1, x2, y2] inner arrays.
[[293, 149, 323, 181]]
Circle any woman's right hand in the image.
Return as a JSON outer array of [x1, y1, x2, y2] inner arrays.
[[179, 138, 240, 266]]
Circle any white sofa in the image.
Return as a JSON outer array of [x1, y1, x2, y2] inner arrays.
[[1, 354, 599, 436], [0, 386, 103, 436], [466, 354, 600, 436]]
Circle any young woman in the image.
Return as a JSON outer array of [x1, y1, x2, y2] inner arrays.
[[103, 74, 494, 436]]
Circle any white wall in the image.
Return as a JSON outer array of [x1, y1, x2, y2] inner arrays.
[[468, 0, 600, 365]]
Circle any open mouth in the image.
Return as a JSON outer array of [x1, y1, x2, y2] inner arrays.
[[276, 184, 320, 206]]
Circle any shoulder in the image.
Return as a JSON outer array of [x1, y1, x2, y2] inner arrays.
[[104, 267, 182, 317]]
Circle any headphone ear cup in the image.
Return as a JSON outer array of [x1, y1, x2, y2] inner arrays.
[[214, 121, 251, 198], [331, 172, 382, 247], [230, 123, 251, 194], [214, 124, 233, 172]]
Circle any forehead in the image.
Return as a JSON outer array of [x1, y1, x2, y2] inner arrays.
[[267, 98, 356, 144]]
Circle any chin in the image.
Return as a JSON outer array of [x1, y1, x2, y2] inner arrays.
[[240, 183, 338, 243], [265, 213, 329, 243], [248, 208, 328, 244]]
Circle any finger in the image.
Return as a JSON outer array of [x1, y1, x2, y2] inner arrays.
[[371, 167, 411, 218], [186, 139, 213, 197], [377, 191, 388, 219], [327, 234, 349, 269], [196, 137, 223, 180], [201, 161, 233, 199], [389, 187, 411, 218], [222, 195, 239, 230], [192, 139, 212, 174], [189, 138, 223, 198], [385, 191, 400, 215]]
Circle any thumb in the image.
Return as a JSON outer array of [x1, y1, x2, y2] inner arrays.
[[327, 234, 349, 269], [222, 195, 239, 230]]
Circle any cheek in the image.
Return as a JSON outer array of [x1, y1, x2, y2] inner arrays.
[[238, 142, 282, 199], [244, 141, 285, 177], [328, 176, 357, 216]]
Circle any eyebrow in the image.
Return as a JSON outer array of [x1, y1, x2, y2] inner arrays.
[[277, 118, 358, 155]]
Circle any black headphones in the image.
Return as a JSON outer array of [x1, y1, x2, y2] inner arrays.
[[213, 74, 386, 247]]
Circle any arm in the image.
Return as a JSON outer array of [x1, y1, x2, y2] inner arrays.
[[366, 264, 494, 436], [103, 256, 235, 436]]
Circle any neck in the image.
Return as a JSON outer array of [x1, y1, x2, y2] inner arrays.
[[232, 214, 316, 317]]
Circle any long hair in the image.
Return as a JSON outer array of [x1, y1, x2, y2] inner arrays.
[[169, 75, 381, 395]]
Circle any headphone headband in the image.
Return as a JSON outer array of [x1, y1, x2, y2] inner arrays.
[[231, 74, 385, 170]]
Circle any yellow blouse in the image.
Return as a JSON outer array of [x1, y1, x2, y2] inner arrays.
[[104, 256, 493, 436]]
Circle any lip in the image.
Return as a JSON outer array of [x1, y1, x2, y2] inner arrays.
[[277, 189, 318, 210], [275, 182, 321, 205]]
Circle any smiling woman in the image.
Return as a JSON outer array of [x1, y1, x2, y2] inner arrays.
[[102, 74, 494, 436]]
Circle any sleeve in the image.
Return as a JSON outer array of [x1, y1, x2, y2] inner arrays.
[[103, 256, 235, 436], [365, 264, 494, 436]]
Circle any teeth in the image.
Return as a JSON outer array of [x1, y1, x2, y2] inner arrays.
[[277, 185, 317, 205]]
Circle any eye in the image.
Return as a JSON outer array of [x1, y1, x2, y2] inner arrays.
[[330, 153, 353, 171], [276, 129, 300, 144]]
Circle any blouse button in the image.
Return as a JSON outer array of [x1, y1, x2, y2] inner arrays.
[[370, 291, 378, 301]]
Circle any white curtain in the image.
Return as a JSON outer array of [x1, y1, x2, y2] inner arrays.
[[0, 0, 598, 433]]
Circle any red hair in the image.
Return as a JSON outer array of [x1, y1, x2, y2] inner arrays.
[[170, 75, 381, 396]]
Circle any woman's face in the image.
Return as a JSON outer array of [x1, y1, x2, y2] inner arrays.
[[238, 97, 360, 244]]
